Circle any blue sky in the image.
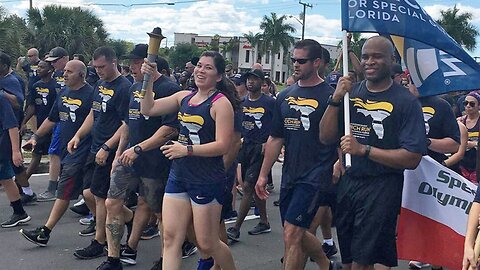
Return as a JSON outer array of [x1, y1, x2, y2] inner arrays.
[[2, 0, 480, 56]]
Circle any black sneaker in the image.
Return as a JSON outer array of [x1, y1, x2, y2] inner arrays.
[[79, 219, 96, 236], [248, 222, 271, 235], [73, 239, 106, 259], [120, 245, 137, 265], [181, 241, 198, 259], [96, 260, 123, 270], [19, 227, 49, 246], [20, 193, 37, 205], [70, 202, 90, 216], [1, 212, 31, 228], [150, 258, 162, 270], [322, 242, 338, 258], [226, 227, 240, 241], [141, 224, 159, 240]]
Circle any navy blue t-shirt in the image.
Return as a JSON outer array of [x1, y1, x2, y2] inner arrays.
[[11, 71, 26, 98], [28, 78, 60, 128], [127, 76, 180, 178], [0, 73, 24, 124], [22, 62, 41, 93], [170, 91, 226, 184], [344, 81, 427, 178], [271, 82, 337, 189], [0, 94, 18, 161], [241, 93, 275, 144], [91, 75, 131, 153], [48, 84, 94, 164], [420, 96, 460, 163]]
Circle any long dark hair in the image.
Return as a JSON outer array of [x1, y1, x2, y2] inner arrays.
[[200, 51, 241, 111]]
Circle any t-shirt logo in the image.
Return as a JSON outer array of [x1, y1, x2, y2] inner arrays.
[[286, 97, 318, 131], [178, 112, 204, 145], [98, 86, 114, 112], [422, 107, 435, 135], [132, 90, 151, 120], [62, 96, 82, 122], [243, 107, 265, 129], [352, 98, 394, 139], [30, 65, 38, 77], [55, 76, 65, 88], [36, 87, 50, 105]]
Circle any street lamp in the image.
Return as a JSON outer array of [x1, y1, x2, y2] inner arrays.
[[289, 15, 304, 40]]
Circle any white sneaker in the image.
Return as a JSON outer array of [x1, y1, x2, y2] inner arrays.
[[73, 198, 85, 207], [409, 261, 431, 269], [79, 214, 94, 225]]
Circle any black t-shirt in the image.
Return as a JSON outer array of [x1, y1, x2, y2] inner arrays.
[[271, 82, 337, 189], [91, 75, 131, 153], [241, 94, 275, 144], [460, 116, 479, 170], [0, 94, 18, 161], [53, 70, 65, 91], [28, 78, 60, 128], [22, 62, 41, 93], [420, 96, 460, 163], [127, 76, 180, 178], [344, 81, 427, 177], [48, 84, 94, 164]]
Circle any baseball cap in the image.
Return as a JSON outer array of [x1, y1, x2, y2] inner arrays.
[[124, 44, 148, 60], [45, 47, 68, 62], [244, 69, 265, 80], [326, 71, 342, 87], [230, 73, 245, 85]]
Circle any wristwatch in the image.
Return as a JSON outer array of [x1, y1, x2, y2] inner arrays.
[[187, 145, 193, 156], [101, 143, 111, 152], [327, 95, 341, 107], [364, 145, 371, 158], [133, 145, 143, 155]]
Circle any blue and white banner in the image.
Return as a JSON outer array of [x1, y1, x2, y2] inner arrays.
[[342, 0, 480, 96]]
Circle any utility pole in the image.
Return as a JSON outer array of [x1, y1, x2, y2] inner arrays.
[[299, 1, 312, 40]]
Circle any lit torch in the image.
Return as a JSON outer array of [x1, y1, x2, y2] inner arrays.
[[140, 27, 165, 98]]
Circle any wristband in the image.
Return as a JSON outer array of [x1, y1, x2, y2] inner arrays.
[[327, 95, 341, 107], [187, 145, 193, 156], [101, 143, 111, 152], [364, 145, 371, 158]]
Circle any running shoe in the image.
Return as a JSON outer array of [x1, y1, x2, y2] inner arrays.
[[409, 261, 431, 269], [322, 242, 338, 258], [79, 219, 96, 236], [226, 227, 240, 241], [19, 227, 49, 246], [79, 214, 94, 225], [70, 200, 90, 216], [197, 257, 214, 270], [1, 212, 31, 228], [37, 190, 56, 202], [73, 239, 105, 259], [181, 241, 198, 258], [248, 222, 271, 235], [20, 193, 37, 205], [96, 260, 122, 270], [141, 224, 159, 240], [120, 245, 137, 265], [224, 210, 238, 222]]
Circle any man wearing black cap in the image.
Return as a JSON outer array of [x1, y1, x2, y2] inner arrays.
[[227, 69, 275, 242], [96, 45, 180, 269], [230, 73, 247, 98]]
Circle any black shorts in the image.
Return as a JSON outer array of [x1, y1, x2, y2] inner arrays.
[[335, 174, 403, 267], [83, 152, 115, 199], [33, 135, 52, 156], [240, 143, 264, 184], [57, 163, 85, 200], [279, 183, 324, 229]]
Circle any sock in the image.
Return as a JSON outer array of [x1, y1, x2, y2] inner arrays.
[[47, 181, 58, 192], [16, 182, 24, 194], [22, 187, 33, 196], [42, 226, 52, 236], [11, 199, 26, 215], [107, 256, 121, 265], [323, 238, 334, 246]]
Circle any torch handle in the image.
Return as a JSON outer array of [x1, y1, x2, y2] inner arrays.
[[140, 54, 157, 98]]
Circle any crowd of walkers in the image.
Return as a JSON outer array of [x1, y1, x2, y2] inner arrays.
[[1, 34, 480, 270]]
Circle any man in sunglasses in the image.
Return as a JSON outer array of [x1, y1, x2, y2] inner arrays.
[[256, 39, 337, 270]]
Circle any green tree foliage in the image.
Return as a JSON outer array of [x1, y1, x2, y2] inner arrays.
[[168, 43, 201, 69], [106, 38, 134, 60], [27, 5, 108, 57], [436, 5, 479, 51], [0, 6, 30, 61]]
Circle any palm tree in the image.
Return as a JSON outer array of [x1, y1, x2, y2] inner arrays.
[[260, 12, 296, 79], [436, 5, 479, 51], [27, 5, 108, 57]]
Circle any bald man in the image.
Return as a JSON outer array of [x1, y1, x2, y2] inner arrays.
[[251, 62, 263, 71], [20, 60, 95, 247], [17, 48, 41, 94], [320, 36, 427, 270]]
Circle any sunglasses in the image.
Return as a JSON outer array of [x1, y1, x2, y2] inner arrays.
[[464, 101, 477, 107], [290, 58, 312, 64]]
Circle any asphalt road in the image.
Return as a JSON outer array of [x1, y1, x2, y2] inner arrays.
[[0, 162, 415, 270]]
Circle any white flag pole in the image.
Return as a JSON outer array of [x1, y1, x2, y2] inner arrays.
[[342, 30, 351, 167]]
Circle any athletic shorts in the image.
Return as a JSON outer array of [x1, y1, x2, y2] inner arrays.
[[165, 176, 224, 206], [0, 159, 15, 180], [57, 163, 85, 200], [33, 134, 52, 156], [240, 143, 264, 184], [108, 165, 168, 213], [82, 152, 115, 199], [48, 124, 62, 155], [335, 174, 403, 267], [279, 183, 324, 229]]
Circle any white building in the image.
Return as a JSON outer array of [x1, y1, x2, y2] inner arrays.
[[174, 32, 340, 83]]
